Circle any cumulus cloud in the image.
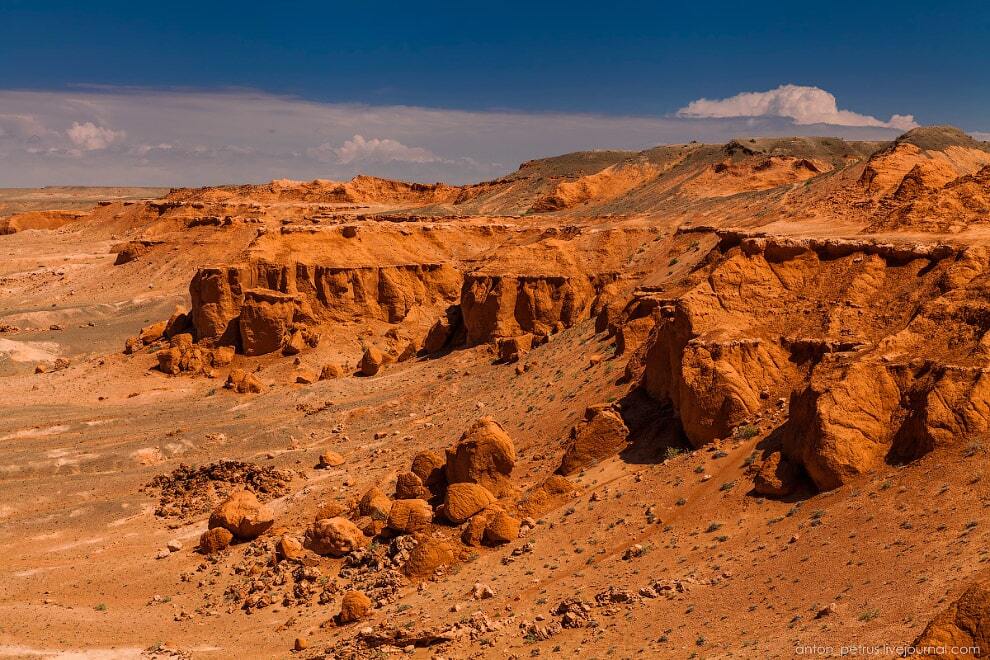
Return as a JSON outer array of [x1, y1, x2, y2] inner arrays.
[[66, 121, 125, 150], [309, 135, 442, 165], [0, 87, 925, 187], [678, 84, 918, 131]]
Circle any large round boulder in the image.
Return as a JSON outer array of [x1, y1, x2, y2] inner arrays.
[[386, 498, 433, 534], [442, 482, 496, 524], [403, 534, 457, 578], [337, 590, 373, 624], [304, 517, 369, 557], [444, 418, 516, 497], [207, 490, 274, 540]]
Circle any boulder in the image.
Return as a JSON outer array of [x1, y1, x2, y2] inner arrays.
[[211, 345, 235, 366], [403, 534, 457, 578], [423, 306, 463, 354], [337, 590, 373, 624], [282, 330, 306, 356], [139, 320, 168, 345], [386, 498, 433, 534], [410, 451, 447, 496], [445, 418, 516, 497], [198, 527, 233, 554], [358, 487, 392, 521], [483, 509, 520, 545], [314, 500, 346, 521], [276, 535, 304, 561], [496, 334, 533, 363], [356, 515, 386, 538], [123, 336, 143, 355], [207, 490, 274, 540], [557, 407, 629, 475], [163, 310, 192, 339], [359, 346, 386, 376], [461, 507, 498, 546], [157, 348, 183, 375], [394, 471, 431, 500], [782, 361, 901, 490], [304, 517, 368, 557], [225, 369, 263, 394], [443, 483, 496, 524], [460, 506, 519, 546], [752, 450, 801, 497], [295, 370, 317, 385], [317, 450, 345, 468], [518, 475, 579, 518], [319, 363, 344, 380]]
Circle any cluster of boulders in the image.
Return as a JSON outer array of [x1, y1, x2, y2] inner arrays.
[[191, 418, 529, 627], [124, 310, 192, 355], [308, 418, 523, 570], [157, 333, 234, 376]]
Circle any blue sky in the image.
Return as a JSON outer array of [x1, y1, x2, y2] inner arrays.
[[0, 1, 987, 185]]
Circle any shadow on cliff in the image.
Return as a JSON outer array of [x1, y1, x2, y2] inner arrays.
[[617, 387, 690, 466]]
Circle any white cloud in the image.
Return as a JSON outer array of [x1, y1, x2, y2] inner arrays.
[[308, 135, 442, 165], [677, 84, 918, 131], [335, 134, 440, 164], [0, 87, 925, 186], [66, 121, 125, 150]]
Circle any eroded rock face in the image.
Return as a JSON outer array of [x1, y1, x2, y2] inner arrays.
[[445, 418, 516, 497], [914, 575, 990, 657], [632, 233, 990, 490], [783, 361, 990, 490], [238, 289, 299, 356], [189, 261, 461, 349], [461, 273, 617, 345], [190, 267, 243, 347]]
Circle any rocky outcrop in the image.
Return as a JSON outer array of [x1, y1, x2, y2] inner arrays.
[[112, 240, 163, 265], [460, 273, 618, 345], [633, 233, 990, 490], [189, 260, 462, 348], [238, 289, 299, 356], [783, 361, 990, 490], [913, 575, 990, 657]]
